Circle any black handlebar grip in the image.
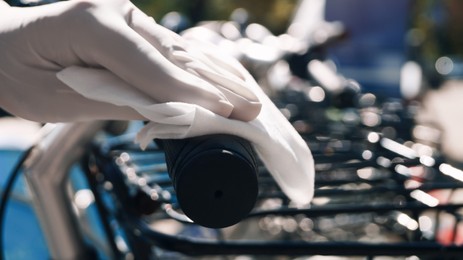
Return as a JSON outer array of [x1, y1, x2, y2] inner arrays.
[[157, 134, 258, 228]]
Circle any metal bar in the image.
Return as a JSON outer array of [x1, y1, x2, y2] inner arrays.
[[24, 121, 105, 260], [135, 220, 463, 257], [248, 202, 463, 218]]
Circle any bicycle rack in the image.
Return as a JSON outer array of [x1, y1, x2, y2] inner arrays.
[[83, 107, 463, 259]]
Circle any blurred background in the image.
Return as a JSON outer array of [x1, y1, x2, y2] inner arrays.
[[133, 0, 299, 34], [132, 0, 462, 97], [3, 0, 463, 259]]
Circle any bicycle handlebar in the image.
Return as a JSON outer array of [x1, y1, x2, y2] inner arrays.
[[157, 134, 259, 228]]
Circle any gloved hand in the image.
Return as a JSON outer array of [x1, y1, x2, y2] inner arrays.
[[0, 0, 261, 122]]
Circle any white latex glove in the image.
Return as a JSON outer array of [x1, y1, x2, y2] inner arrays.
[[0, 0, 260, 122]]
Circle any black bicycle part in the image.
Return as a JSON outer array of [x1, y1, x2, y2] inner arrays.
[[156, 134, 259, 229]]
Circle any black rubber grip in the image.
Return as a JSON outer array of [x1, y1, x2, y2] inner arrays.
[[157, 134, 258, 228]]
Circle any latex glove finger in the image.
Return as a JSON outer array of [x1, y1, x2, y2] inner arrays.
[[176, 36, 263, 121], [128, 6, 261, 121]]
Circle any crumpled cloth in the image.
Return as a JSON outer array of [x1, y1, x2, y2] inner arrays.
[[57, 60, 314, 207]]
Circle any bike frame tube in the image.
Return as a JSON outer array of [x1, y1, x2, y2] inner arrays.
[[24, 121, 106, 260]]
